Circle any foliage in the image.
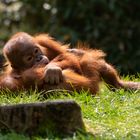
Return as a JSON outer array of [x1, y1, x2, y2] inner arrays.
[[0, 0, 140, 74]]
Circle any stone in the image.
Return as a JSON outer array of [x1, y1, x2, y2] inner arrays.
[[0, 100, 85, 136]]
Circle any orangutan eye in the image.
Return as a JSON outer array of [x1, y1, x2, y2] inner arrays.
[[23, 55, 34, 64], [26, 56, 33, 62], [34, 48, 39, 54]]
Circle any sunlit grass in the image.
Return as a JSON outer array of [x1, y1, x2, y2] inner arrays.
[[0, 76, 140, 139]]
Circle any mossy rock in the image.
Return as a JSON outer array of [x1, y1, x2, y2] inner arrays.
[[0, 100, 85, 136]]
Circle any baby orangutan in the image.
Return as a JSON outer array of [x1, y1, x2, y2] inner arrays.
[[1, 32, 93, 92], [3, 32, 83, 84], [1, 32, 140, 94]]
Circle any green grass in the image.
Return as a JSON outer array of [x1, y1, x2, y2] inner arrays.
[[0, 79, 140, 139]]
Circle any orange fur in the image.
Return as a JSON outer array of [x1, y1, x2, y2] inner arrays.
[[0, 32, 139, 94]]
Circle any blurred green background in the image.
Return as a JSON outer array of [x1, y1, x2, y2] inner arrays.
[[0, 0, 140, 74]]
